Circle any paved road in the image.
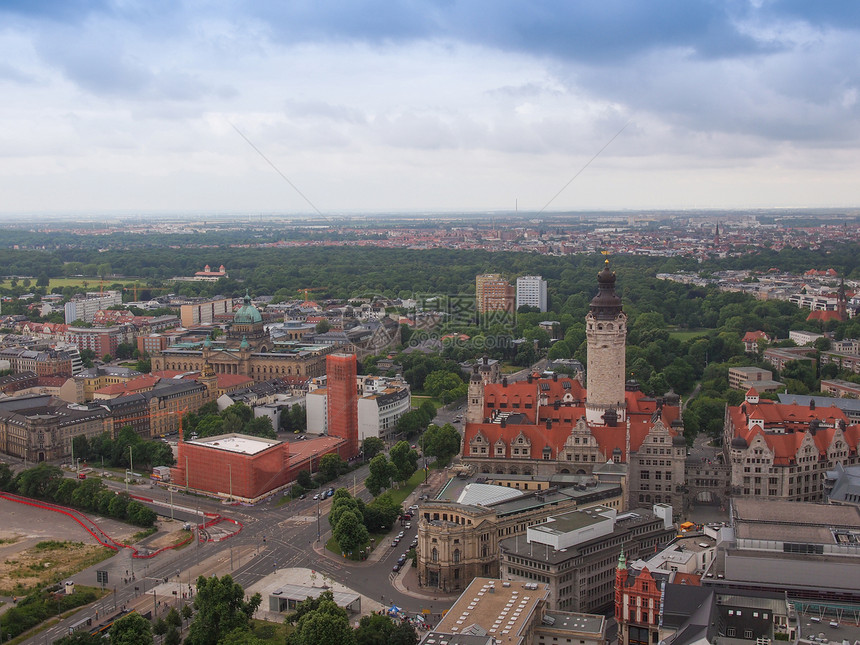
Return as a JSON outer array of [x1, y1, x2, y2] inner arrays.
[[16, 417, 465, 643]]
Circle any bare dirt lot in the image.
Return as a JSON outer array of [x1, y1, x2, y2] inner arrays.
[[0, 498, 139, 594]]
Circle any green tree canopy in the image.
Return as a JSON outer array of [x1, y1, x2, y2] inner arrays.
[[185, 575, 262, 645]]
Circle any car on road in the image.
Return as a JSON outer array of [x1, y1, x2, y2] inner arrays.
[[397, 531, 404, 538], [77, 473, 87, 479], [392, 563, 402, 572], [391, 539, 399, 547], [405, 523, 411, 529], [409, 504, 419, 511], [410, 539, 418, 548], [313, 494, 320, 500]]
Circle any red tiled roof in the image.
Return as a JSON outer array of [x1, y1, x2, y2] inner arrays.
[[217, 373, 254, 390], [742, 331, 769, 343], [464, 376, 681, 463], [95, 374, 161, 395], [807, 310, 842, 322]]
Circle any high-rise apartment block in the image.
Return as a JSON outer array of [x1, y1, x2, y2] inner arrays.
[[326, 353, 359, 459], [516, 275, 548, 312], [475, 273, 515, 315]]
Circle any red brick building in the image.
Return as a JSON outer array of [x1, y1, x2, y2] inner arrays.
[[326, 353, 358, 459], [171, 433, 347, 502], [173, 434, 291, 501], [615, 552, 663, 645]]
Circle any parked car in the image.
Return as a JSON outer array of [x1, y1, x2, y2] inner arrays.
[[397, 531, 404, 538], [327, 488, 335, 498], [405, 523, 411, 530], [313, 494, 320, 500], [391, 539, 399, 547], [392, 563, 402, 572]]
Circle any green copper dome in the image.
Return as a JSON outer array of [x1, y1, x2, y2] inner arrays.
[[234, 290, 262, 324]]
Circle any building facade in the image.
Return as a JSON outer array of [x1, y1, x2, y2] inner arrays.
[[500, 505, 676, 613], [476, 273, 515, 315], [724, 388, 860, 501], [63, 290, 123, 324], [463, 261, 687, 510], [516, 275, 548, 312], [326, 353, 359, 459]]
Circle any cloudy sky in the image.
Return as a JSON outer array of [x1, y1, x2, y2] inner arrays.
[[1, 1, 859, 216]]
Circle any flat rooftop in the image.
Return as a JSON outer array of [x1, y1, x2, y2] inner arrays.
[[190, 433, 280, 455], [733, 499, 860, 528], [530, 506, 614, 536], [287, 435, 345, 466], [542, 612, 604, 635], [435, 578, 548, 644]]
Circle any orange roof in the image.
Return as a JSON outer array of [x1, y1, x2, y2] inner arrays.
[[95, 374, 161, 395], [672, 572, 701, 586], [464, 376, 681, 463], [728, 400, 857, 462], [217, 373, 254, 390], [807, 310, 842, 322], [742, 330, 769, 342], [746, 387, 759, 396]]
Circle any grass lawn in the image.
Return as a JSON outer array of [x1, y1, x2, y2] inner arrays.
[[410, 395, 443, 409], [251, 619, 294, 643], [668, 328, 715, 341]]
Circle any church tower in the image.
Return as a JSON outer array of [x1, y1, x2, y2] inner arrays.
[[466, 364, 485, 424], [837, 276, 848, 322], [586, 259, 627, 425]]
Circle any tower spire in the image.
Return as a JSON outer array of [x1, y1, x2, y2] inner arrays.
[[617, 546, 626, 570]]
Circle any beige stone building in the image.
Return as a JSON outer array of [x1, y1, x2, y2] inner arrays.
[[152, 294, 334, 382], [724, 389, 860, 501], [417, 478, 623, 593]]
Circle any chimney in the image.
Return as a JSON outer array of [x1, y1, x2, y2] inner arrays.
[[553, 372, 558, 382], [502, 377, 508, 388], [501, 417, 507, 428], [809, 398, 816, 410], [528, 374, 533, 384]]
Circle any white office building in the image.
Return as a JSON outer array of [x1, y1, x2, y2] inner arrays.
[[64, 291, 123, 324], [516, 275, 548, 312], [306, 374, 411, 441]]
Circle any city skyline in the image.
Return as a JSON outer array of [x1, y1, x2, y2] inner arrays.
[[1, 2, 859, 216]]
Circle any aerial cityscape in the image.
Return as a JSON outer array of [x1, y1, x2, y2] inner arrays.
[[2, 2, 860, 645]]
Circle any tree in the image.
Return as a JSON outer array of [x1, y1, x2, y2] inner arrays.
[[315, 318, 331, 334], [153, 618, 168, 642], [290, 403, 307, 433], [362, 493, 401, 532], [389, 621, 419, 645], [333, 510, 369, 555], [421, 424, 461, 465], [244, 416, 276, 439], [389, 441, 418, 483], [288, 592, 355, 645], [355, 613, 395, 645], [109, 611, 154, 645], [318, 453, 345, 483], [366, 454, 397, 496], [0, 462, 15, 491], [116, 342, 135, 360], [185, 575, 262, 645], [362, 436, 385, 461], [296, 470, 313, 489], [16, 463, 63, 498]]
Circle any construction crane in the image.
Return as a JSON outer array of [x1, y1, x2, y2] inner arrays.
[[297, 287, 324, 302]]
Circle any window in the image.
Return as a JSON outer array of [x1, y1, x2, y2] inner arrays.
[[744, 630, 753, 639], [453, 549, 461, 563], [431, 548, 438, 563], [727, 628, 736, 637]]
